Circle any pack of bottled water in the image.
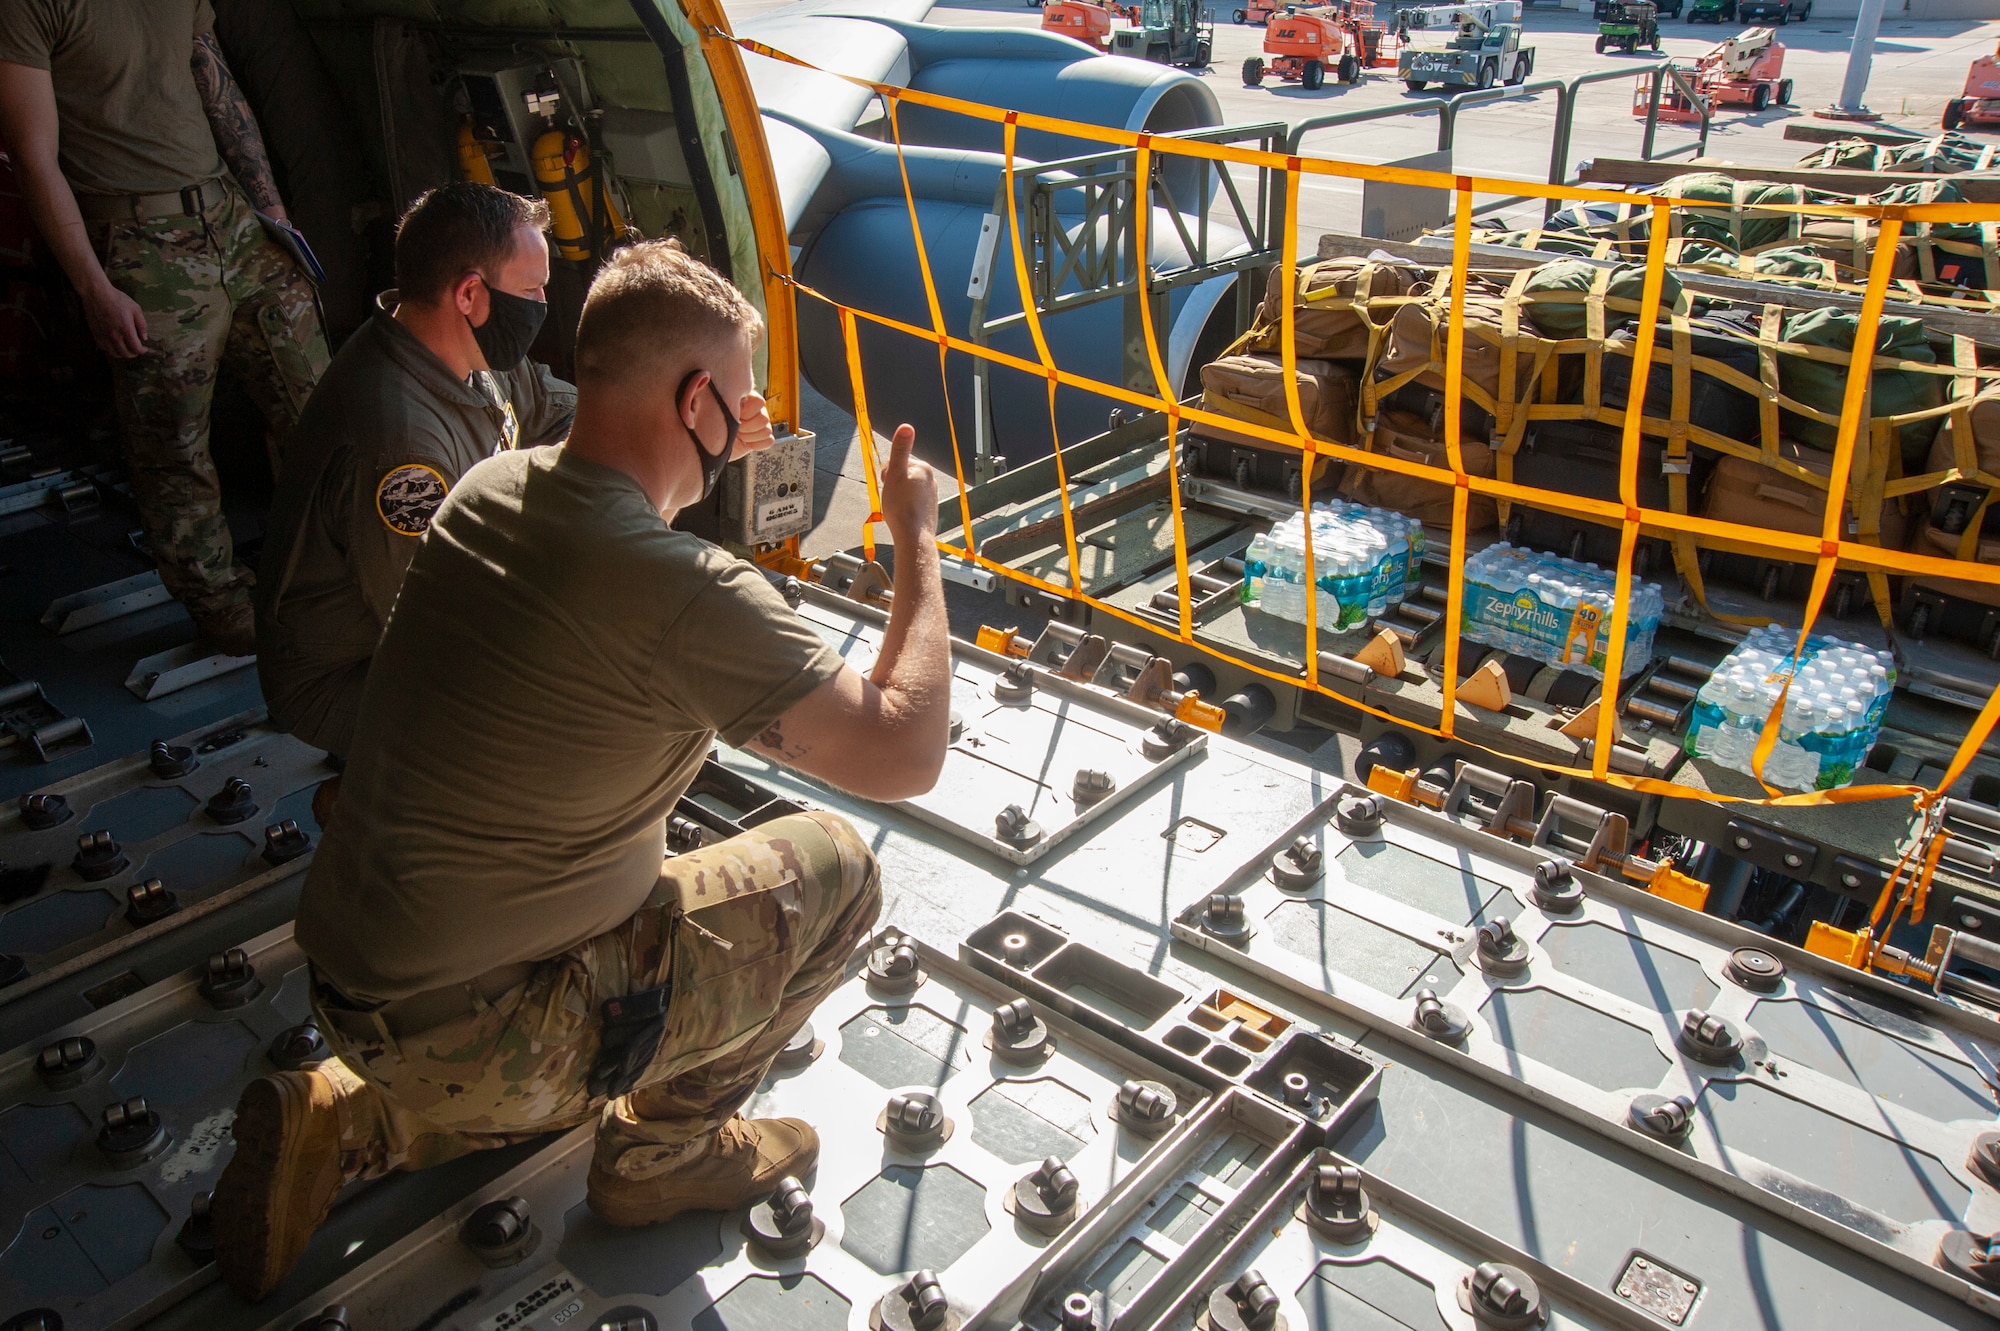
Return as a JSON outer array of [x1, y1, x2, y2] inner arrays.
[[1684, 625, 1896, 791], [1241, 502, 1425, 633], [1459, 543, 1663, 679]]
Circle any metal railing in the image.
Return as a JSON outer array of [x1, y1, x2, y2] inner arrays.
[[966, 122, 1288, 481], [1280, 61, 1711, 229]]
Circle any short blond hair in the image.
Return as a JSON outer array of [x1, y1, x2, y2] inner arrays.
[[573, 239, 761, 389]]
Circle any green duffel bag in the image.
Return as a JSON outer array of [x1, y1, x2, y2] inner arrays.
[[1882, 134, 1999, 174], [1657, 172, 1805, 252], [1866, 179, 1985, 245], [1753, 247, 1840, 281], [1778, 307, 1944, 466], [1797, 140, 1887, 171], [1521, 259, 1685, 340]]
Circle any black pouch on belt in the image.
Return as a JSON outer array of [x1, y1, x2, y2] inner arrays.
[[587, 980, 673, 1100]]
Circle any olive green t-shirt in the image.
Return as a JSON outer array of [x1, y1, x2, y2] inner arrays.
[[294, 446, 845, 1003], [0, 0, 225, 196]]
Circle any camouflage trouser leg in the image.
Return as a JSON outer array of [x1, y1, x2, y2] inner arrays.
[[313, 811, 881, 1182], [98, 183, 329, 618]]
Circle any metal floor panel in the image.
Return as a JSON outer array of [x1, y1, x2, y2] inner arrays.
[[0, 926, 320, 1326], [1167, 783, 2000, 1307], [790, 598, 1208, 865], [1153, 1143, 1647, 1331], [1, 592, 1995, 1327], [268, 931, 1248, 1331], [0, 712, 327, 1020], [1338, 1058, 1993, 1329]]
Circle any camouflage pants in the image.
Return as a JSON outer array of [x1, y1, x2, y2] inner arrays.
[[313, 811, 881, 1182], [95, 181, 329, 619]]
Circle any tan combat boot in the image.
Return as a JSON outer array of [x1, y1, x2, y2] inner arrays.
[[310, 776, 341, 831], [586, 1107, 819, 1228], [212, 1068, 349, 1302]]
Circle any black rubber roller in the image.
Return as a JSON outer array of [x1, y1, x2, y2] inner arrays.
[[1220, 685, 1276, 739]]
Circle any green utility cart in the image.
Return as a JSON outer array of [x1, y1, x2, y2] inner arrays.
[[1596, 0, 1661, 52]]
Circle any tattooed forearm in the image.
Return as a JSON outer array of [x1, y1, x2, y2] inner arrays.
[[748, 719, 813, 764], [191, 33, 282, 213]]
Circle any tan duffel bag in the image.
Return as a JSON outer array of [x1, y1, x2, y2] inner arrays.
[[1199, 353, 1357, 444], [1923, 392, 2000, 483], [1251, 257, 1426, 362], [1338, 409, 1498, 530], [1908, 518, 2000, 607], [1908, 418, 2000, 606], [1700, 440, 1909, 550], [1370, 296, 1554, 443]]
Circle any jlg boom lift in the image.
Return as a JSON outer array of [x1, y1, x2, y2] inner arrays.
[[1644, 25, 1791, 120], [1944, 40, 2000, 132], [1042, 0, 1132, 51], [1242, 5, 1364, 89]]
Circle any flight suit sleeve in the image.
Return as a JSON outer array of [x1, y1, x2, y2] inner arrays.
[[511, 361, 576, 448], [0, 1, 62, 68], [650, 558, 845, 747], [351, 439, 457, 628]]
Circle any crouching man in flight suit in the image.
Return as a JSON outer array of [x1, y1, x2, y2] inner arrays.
[[211, 239, 951, 1302], [256, 183, 575, 795]]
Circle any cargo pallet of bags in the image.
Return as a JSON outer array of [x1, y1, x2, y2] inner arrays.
[[1189, 257, 1423, 499], [1196, 242, 1992, 644], [1359, 255, 1961, 629], [1475, 171, 2000, 310]]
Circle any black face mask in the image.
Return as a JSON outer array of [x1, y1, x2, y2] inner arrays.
[[468, 279, 547, 372], [680, 370, 740, 502]]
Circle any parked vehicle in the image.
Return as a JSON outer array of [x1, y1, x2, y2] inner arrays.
[[1244, 4, 1361, 86], [1597, 0, 1680, 17], [1735, 0, 1808, 24], [1110, 0, 1215, 64], [1597, 0, 1661, 53], [1641, 25, 1791, 121], [1395, 1, 1533, 93], [1943, 39, 2000, 131]]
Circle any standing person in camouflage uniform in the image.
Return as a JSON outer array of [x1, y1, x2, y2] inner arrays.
[[210, 240, 953, 1302], [0, 0, 329, 654]]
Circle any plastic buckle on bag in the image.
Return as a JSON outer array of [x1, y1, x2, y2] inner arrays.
[[1931, 481, 1989, 536]]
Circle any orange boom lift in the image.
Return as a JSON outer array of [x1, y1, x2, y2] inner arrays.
[[1242, 4, 1366, 88]]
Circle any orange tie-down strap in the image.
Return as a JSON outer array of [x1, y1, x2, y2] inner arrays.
[[731, 29, 2000, 895]]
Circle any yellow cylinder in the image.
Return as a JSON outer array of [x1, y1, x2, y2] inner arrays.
[[532, 128, 626, 262], [457, 119, 499, 186]]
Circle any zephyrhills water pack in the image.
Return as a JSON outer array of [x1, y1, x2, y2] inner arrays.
[[1459, 543, 1663, 680]]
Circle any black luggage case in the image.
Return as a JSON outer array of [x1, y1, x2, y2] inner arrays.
[[1598, 308, 1764, 449], [1503, 418, 1692, 579]]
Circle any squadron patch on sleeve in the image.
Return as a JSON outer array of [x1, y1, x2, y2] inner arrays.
[[375, 463, 449, 536]]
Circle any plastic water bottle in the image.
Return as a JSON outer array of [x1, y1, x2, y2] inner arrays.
[[1686, 627, 1894, 789], [1242, 504, 1414, 633], [1460, 544, 1662, 679]]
